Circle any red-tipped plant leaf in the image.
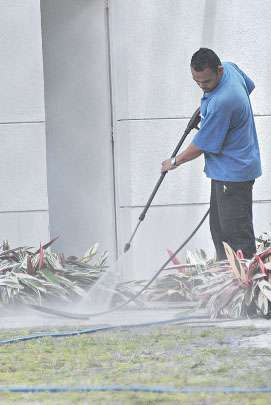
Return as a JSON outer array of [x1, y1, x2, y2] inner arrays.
[[33, 236, 59, 255], [27, 255, 35, 275], [38, 243, 45, 270], [167, 249, 181, 266]]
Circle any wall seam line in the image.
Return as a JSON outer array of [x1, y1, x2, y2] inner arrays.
[[105, 0, 119, 259], [117, 114, 271, 122], [119, 199, 271, 209], [0, 209, 48, 214], [0, 121, 45, 125]]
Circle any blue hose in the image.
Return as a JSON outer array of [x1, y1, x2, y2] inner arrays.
[[0, 385, 270, 394], [0, 314, 217, 345]]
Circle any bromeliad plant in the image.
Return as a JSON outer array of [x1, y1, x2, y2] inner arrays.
[[195, 237, 271, 319], [0, 238, 107, 305]]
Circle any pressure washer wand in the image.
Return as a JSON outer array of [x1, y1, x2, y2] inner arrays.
[[124, 107, 200, 253]]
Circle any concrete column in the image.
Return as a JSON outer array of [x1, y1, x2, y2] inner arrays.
[[41, 1, 117, 259]]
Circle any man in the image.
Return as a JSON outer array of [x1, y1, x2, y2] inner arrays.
[[161, 48, 261, 260]]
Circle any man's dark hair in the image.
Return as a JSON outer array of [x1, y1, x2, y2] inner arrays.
[[191, 48, 221, 73]]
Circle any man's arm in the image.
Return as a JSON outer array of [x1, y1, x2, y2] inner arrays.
[[161, 143, 202, 173]]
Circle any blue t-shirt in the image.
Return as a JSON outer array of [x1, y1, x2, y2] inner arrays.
[[192, 62, 262, 181]]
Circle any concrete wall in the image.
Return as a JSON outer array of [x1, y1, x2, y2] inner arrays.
[[0, 1, 49, 247], [41, 1, 117, 259], [109, 0, 271, 279]]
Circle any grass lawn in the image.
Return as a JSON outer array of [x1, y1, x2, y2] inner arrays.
[[0, 323, 271, 404]]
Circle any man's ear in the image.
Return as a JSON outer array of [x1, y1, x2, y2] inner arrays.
[[217, 65, 224, 77]]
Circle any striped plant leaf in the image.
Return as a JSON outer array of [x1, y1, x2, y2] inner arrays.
[[0, 239, 106, 305]]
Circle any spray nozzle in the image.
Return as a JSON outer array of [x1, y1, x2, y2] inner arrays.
[[124, 243, 131, 253]]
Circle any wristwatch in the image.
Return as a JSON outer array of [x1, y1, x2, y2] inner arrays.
[[171, 157, 177, 167]]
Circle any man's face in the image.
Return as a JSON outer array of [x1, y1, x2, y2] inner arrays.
[[191, 66, 224, 92]]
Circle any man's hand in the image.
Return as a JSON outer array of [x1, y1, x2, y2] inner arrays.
[[161, 143, 203, 173], [161, 158, 177, 173]]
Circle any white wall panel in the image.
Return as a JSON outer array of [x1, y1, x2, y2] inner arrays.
[[0, 211, 49, 247], [110, 0, 204, 119], [254, 117, 271, 201], [115, 118, 209, 206], [254, 203, 271, 238], [110, 0, 271, 119], [0, 123, 48, 211], [0, 0, 45, 122]]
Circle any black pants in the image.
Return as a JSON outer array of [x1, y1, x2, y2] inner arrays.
[[210, 179, 256, 261]]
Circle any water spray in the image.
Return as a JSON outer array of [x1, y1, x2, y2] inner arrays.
[[28, 107, 210, 320]]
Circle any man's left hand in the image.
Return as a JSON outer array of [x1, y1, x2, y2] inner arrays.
[[161, 159, 176, 173]]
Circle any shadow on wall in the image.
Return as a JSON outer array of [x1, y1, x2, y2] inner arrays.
[[201, 0, 217, 48]]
